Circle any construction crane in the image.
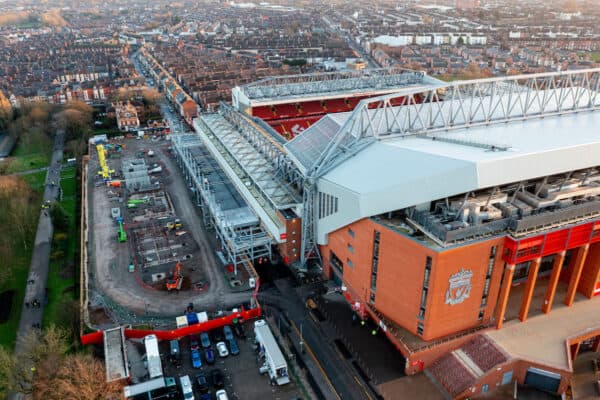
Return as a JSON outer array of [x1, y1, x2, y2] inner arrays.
[[166, 262, 183, 291]]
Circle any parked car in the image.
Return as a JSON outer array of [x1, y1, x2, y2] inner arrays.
[[191, 349, 202, 368], [232, 322, 246, 339], [190, 340, 199, 351], [199, 393, 211, 400], [223, 325, 234, 341], [204, 347, 215, 365], [228, 338, 239, 356], [211, 369, 225, 388], [216, 389, 229, 400], [195, 372, 209, 393], [170, 339, 181, 366], [216, 341, 229, 358], [200, 332, 211, 349]]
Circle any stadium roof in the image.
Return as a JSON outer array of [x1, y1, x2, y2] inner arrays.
[[233, 68, 442, 106], [296, 83, 600, 242]]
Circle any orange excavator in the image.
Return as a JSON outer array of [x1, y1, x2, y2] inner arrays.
[[166, 262, 183, 291]]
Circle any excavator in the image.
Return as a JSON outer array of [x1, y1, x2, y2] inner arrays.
[[166, 262, 183, 291]]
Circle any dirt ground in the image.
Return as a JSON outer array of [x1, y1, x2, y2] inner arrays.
[[87, 137, 254, 323]]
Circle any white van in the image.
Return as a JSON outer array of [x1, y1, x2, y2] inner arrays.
[[216, 389, 229, 400], [180, 375, 194, 400]]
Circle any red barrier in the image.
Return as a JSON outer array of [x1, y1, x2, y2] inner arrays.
[[80, 307, 262, 345], [80, 330, 104, 345]]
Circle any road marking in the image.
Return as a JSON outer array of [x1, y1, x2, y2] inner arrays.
[[353, 375, 374, 400], [289, 319, 341, 400]]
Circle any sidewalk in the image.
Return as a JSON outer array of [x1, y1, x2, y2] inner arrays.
[[12, 132, 65, 351]]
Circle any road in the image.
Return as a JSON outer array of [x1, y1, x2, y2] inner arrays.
[[260, 280, 375, 400], [9, 131, 64, 399]]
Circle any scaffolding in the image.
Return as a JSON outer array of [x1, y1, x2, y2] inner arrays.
[[172, 134, 272, 274]]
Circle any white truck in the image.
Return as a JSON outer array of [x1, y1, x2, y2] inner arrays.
[[254, 320, 290, 385], [143, 334, 163, 379]]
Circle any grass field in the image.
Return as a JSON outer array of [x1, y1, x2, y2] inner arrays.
[[42, 166, 77, 329], [0, 251, 36, 349], [0, 168, 48, 349], [1, 140, 52, 174]]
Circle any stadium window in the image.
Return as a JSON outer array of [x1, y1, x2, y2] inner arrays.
[[347, 258, 354, 268], [369, 292, 376, 304], [419, 256, 432, 318], [371, 231, 380, 291], [417, 322, 424, 336], [348, 228, 355, 239], [347, 244, 354, 254]]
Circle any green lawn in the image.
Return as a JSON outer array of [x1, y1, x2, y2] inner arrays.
[[21, 170, 48, 191], [0, 251, 34, 349], [42, 166, 78, 329], [2, 139, 52, 174], [0, 169, 47, 349]]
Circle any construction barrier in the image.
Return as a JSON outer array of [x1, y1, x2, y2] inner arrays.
[[80, 306, 262, 345]]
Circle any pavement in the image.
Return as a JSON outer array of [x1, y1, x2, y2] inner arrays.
[[14, 131, 64, 345], [7, 166, 49, 177], [10, 131, 64, 399]]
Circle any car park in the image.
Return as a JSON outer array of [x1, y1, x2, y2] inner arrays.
[[191, 348, 202, 368], [212, 329, 224, 343], [200, 332, 211, 349], [204, 347, 215, 365], [216, 341, 229, 358], [232, 322, 246, 340], [223, 326, 234, 341], [210, 369, 225, 388], [196, 372, 209, 393], [216, 389, 229, 400], [228, 338, 239, 356]]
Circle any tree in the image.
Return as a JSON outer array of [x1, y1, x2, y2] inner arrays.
[[0, 326, 124, 400], [50, 204, 69, 233], [0, 326, 70, 397], [34, 353, 123, 400]]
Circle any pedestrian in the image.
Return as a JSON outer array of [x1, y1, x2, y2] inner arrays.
[[25, 302, 29, 308]]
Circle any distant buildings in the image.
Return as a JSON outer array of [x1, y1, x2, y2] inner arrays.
[[115, 101, 140, 131]]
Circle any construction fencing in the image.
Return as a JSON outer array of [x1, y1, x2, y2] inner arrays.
[[80, 306, 262, 345]]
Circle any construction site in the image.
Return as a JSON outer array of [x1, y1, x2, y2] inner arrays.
[[84, 133, 259, 326]]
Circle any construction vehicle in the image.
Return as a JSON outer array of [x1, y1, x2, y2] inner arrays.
[[126, 198, 148, 208], [166, 262, 183, 291], [117, 217, 127, 242], [166, 219, 183, 230]]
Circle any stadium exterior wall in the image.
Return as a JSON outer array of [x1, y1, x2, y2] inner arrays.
[[320, 218, 505, 341]]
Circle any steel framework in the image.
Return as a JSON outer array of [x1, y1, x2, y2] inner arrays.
[[172, 134, 272, 274], [292, 68, 600, 267], [240, 68, 429, 100]]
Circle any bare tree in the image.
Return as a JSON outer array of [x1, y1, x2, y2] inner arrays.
[[34, 354, 124, 400]]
